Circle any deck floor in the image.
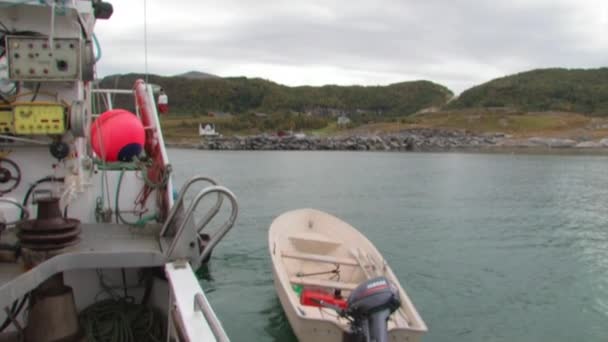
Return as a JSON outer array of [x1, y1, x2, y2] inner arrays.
[[0, 223, 167, 309]]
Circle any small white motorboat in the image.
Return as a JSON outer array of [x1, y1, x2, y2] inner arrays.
[[268, 209, 427, 342]]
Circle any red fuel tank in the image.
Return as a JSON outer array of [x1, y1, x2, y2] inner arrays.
[[300, 289, 347, 309]]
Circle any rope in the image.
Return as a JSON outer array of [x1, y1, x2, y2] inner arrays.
[[79, 299, 164, 342], [295, 265, 341, 279], [79, 270, 164, 342]]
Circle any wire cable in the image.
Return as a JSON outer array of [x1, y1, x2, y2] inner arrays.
[[30, 83, 41, 102], [143, 0, 148, 84]]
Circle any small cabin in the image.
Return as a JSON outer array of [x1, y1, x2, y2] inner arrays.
[[199, 123, 219, 136], [337, 115, 351, 126]]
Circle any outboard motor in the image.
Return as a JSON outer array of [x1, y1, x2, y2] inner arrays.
[[345, 276, 400, 342]]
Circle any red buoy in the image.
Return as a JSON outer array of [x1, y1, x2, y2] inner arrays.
[[90, 109, 145, 162]]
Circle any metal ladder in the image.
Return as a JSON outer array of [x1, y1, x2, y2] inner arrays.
[[160, 175, 238, 270]]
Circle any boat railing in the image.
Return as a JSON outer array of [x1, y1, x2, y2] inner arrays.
[[160, 175, 223, 237], [194, 293, 230, 342], [91, 88, 134, 116], [165, 261, 230, 341], [163, 184, 238, 269]]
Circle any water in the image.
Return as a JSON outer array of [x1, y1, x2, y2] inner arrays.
[[168, 149, 608, 342]]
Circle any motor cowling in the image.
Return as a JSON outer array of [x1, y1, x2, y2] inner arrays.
[[347, 276, 400, 317], [345, 277, 401, 342]]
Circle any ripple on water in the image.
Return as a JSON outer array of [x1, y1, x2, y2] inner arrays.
[[166, 150, 608, 342]]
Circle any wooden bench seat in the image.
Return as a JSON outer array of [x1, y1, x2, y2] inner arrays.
[[281, 251, 358, 266], [289, 276, 358, 290]]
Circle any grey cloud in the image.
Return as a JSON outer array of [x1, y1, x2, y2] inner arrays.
[[96, 0, 607, 93]]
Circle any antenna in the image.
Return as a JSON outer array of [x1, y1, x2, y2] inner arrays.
[[143, 0, 149, 83]]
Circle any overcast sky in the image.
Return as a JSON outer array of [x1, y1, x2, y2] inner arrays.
[[94, 0, 607, 94]]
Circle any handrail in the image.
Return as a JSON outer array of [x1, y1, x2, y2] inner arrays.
[[91, 89, 133, 94], [165, 185, 238, 268], [160, 176, 223, 237], [194, 293, 230, 342], [165, 262, 229, 341], [195, 187, 238, 266], [91, 88, 133, 113]]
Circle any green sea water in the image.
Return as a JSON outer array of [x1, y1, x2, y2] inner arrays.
[[168, 149, 608, 342]]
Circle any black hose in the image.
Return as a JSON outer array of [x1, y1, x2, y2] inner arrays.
[[30, 83, 41, 102], [21, 176, 64, 219]]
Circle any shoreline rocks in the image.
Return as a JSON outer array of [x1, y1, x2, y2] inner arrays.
[[169, 129, 505, 151], [166, 129, 608, 153]]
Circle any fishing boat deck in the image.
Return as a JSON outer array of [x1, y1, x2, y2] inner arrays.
[[0, 223, 166, 309]]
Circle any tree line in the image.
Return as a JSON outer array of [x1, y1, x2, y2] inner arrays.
[[448, 68, 608, 115], [97, 74, 453, 118], [98, 67, 608, 119]]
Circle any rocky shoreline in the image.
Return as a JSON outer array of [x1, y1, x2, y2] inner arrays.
[[166, 128, 608, 152]]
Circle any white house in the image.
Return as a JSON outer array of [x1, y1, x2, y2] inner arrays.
[[337, 115, 351, 126], [199, 123, 219, 136]]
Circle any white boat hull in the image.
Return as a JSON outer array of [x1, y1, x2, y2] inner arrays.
[[269, 209, 427, 342]]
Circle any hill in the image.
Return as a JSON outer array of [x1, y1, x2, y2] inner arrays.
[[97, 74, 454, 118], [174, 71, 219, 79], [448, 68, 608, 115]]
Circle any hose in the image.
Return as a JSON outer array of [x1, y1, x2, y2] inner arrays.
[[115, 169, 156, 227], [20, 176, 64, 219], [93, 33, 102, 62]]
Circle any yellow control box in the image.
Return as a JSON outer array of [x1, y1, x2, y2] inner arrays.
[[0, 108, 12, 134], [12, 103, 66, 135]]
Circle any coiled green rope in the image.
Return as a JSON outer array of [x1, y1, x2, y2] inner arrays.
[[79, 299, 165, 342]]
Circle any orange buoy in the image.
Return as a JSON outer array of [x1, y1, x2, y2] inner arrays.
[[90, 109, 145, 162]]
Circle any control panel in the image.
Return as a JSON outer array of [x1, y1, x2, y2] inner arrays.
[[0, 108, 12, 134], [12, 103, 66, 135], [5, 36, 81, 81]]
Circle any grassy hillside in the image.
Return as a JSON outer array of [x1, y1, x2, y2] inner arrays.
[[449, 68, 608, 115], [100, 68, 608, 142], [160, 109, 608, 142], [97, 74, 453, 117]]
